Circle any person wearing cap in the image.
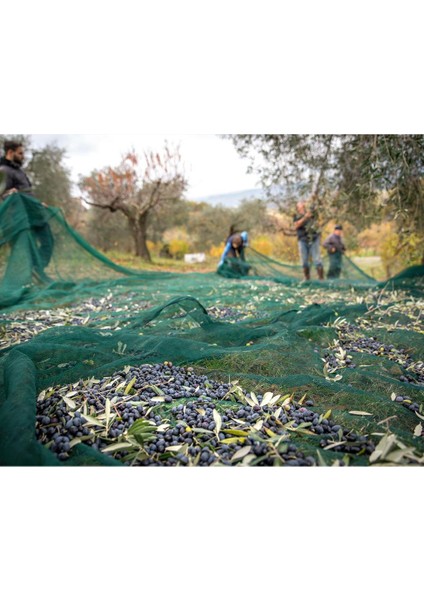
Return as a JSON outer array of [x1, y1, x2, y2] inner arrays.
[[322, 225, 346, 279]]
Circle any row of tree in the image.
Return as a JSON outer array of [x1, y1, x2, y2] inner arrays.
[[80, 197, 271, 256]]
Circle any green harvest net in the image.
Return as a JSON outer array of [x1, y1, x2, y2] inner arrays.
[[1, 193, 423, 466]]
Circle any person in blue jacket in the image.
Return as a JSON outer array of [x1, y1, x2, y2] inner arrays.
[[218, 231, 250, 275]]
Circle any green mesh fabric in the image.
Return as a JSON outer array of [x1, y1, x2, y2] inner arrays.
[[218, 246, 377, 286], [1, 193, 423, 466]]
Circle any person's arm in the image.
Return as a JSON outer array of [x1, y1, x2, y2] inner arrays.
[[323, 236, 337, 253], [218, 241, 232, 266], [293, 212, 313, 230], [0, 167, 16, 198], [322, 235, 332, 249]]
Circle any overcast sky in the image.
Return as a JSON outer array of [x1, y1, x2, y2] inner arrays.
[[30, 134, 260, 200]]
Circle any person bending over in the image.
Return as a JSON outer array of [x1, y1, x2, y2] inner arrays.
[[218, 231, 250, 275]]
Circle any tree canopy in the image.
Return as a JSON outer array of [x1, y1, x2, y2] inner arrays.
[[80, 144, 187, 261], [226, 135, 424, 261]]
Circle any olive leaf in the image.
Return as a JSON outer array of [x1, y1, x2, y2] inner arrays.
[[316, 450, 328, 466], [213, 409, 222, 436], [147, 384, 165, 395], [281, 395, 292, 407], [244, 393, 259, 408], [63, 397, 77, 410], [127, 418, 157, 446], [298, 394, 307, 406], [324, 441, 346, 450], [81, 414, 104, 427], [260, 392, 274, 407], [101, 376, 120, 390], [221, 437, 245, 445], [69, 438, 82, 449], [414, 423, 422, 437], [242, 453, 256, 465], [157, 423, 170, 432], [105, 398, 111, 430], [369, 433, 397, 463], [124, 377, 137, 395], [231, 446, 252, 462], [222, 429, 249, 437], [323, 363, 329, 377], [102, 441, 134, 453], [261, 392, 281, 408]]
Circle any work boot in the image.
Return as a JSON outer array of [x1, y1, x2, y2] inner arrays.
[[317, 265, 324, 280], [303, 266, 310, 281]]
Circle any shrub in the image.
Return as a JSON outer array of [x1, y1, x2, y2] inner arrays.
[[146, 240, 159, 254], [168, 239, 191, 260], [269, 234, 299, 264], [209, 244, 225, 259], [252, 236, 273, 256]]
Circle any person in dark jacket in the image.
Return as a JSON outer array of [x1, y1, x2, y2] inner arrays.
[[322, 225, 346, 278], [0, 140, 54, 281], [0, 140, 32, 196]]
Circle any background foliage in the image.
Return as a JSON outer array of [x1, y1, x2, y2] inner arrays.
[[1, 134, 422, 278]]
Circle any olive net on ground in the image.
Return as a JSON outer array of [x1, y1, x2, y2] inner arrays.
[[1, 193, 423, 466], [217, 246, 377, 285]]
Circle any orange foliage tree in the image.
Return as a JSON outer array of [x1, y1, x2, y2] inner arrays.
[[80, 144, 187, 262]]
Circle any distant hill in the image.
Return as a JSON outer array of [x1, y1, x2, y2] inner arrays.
[[192, 188, 267, 207]]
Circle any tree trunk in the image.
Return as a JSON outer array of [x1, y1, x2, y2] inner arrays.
[[129, 212, 152, 262]]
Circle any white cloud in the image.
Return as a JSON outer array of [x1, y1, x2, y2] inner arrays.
[[30, 134, 259, 199]]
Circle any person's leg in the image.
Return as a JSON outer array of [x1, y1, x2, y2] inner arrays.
[[311, 237, 324, 279], [298, 240, 310, 280], [327, 253, 337, 278], [240, 261, 251, 276], [334, 253, 342, 278]]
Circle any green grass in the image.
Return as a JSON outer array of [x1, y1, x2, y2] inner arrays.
[[350, 255, 386, 280], [104, 250, 217, 273], [105, 249, 388, 280]]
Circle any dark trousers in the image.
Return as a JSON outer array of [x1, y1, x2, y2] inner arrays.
[[327, 252, 343, 278]]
